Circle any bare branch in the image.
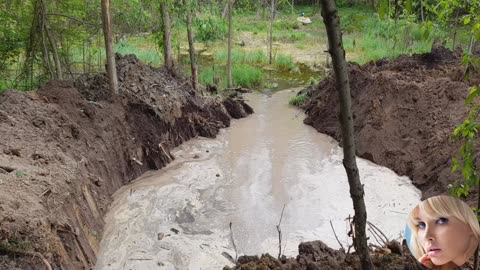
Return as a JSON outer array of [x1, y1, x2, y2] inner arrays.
[[229, 222, 238, 263], [329, 220, 345, 251], [276, 204, 286, 259], [46, 13, 100, 26]]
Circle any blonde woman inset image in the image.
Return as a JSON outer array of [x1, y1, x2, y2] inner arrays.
[[407, 195, 480, 269]]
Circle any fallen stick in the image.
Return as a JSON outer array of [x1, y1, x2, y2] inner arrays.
[[229, 222, 238, 263], [330, 220, 345, 251], [276, 204, 286, 259], [158, 143, 173, 161]]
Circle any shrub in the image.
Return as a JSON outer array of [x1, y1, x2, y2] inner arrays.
[[289, 93, 307, 106]]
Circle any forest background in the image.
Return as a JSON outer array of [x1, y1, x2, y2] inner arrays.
[[0, 0, 478, 94]]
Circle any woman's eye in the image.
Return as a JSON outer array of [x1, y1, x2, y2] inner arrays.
[[437, 217, 449, 224], [416, 222, 426, 229]]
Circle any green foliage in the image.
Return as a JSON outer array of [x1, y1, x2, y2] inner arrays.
[[232, 65, 263, 88], [15, 171, 26, 178], [115, 40, 162, 66], [0, 241, 32, 250], [194, 16, 227, 42], [215, 49, 268, 65], [289, 93, 307, 106], [450, 87, 480, 198], [275, 54, 294, 70], [200, 64, 263, 89], [112, 0, 156, 34]]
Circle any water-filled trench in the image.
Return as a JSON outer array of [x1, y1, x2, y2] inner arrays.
[[95, 90, 421, 269]]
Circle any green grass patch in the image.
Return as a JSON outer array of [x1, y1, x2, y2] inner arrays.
[[275, 54, 295, 70], [215, 49, 268, 65], [200, 64, 263, 89], [289, 93, 307, 106], [115, 41, 161, 66]]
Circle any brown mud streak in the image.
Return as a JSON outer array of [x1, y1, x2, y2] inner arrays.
[[0, 54, 252, 269]]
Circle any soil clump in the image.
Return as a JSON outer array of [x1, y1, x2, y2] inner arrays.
[[225, 240, 424, 270], [0, 54, 252, 269], [303, 47, 477, 200]]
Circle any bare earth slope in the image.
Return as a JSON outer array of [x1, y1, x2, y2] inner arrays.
[[0, 55, 252, 269], [304, 47, 475, 199]]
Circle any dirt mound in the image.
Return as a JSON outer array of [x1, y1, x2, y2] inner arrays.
[[302, 47, 476, 199], [225, 240, 423, 270], [0, 54, 252, 269]]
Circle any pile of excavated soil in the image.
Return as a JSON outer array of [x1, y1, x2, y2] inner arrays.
[[303, 47, 477, 200], [225, 240, 424, 270], [0, 54, 252, 269]]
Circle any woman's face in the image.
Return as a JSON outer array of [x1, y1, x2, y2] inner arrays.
[[415, 207, 474, 266]]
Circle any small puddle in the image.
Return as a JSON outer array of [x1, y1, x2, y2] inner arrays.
[[96, 91, 421, 270]]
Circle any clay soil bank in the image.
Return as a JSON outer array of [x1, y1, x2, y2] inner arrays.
[[304, 47, 478, 200], [0, 55, 252, 269]]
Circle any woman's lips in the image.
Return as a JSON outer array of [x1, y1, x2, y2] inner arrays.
[[428, 248, 442, 256]]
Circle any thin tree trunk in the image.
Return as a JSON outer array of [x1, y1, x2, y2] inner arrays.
[[40, 0, 62, 80], [40, 4, 54, 79], [269, 0, 275, 64], [184, 0, 199, 92], [160, 1, 174, 75], [452, 9, 460, 50], [101, 0, 119, 95], [222, 0, 236, 18], [319, 1, 374, 270], [227, 0, 233, 88], [420, 0, 424, 23], [292, 0, 294, 16], [392, 0, 399, 57]]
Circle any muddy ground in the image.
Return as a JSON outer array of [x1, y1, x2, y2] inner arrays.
[[0, 54, 252, 269], [303, 47, 478, 200], [224, 47, 477, 270]]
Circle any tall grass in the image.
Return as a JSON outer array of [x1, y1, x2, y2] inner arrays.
[[115, 41, 162, 66], [199, 64, 263, 89]]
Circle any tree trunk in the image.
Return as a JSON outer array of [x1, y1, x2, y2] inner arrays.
[[40, 0, 62, 80], [269, 0, 275, 64], [392, 0, 399, 57], [319, 1, 374, 270], [184, 0, 199, 92], [452, 9, 460, 50], [160, 1, 174, 75], [222, 0, 236, 18], [227, 0, 233, 88], [420, 0, 424, 23], [101, 0, 119, 95], [39, 2, 54, 79]]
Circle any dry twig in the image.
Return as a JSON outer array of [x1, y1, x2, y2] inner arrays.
[[276, 204, 286, 259], [330, 220, 345, 251], [229, 222, 238, 263]]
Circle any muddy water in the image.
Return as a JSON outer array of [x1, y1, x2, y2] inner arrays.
[[96, 90, 421, 270]]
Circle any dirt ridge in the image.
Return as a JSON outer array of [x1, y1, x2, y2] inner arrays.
[[0, 54, 252, 269], [303, 47, 476, 199]]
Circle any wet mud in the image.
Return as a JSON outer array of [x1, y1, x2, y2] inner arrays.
[[0, 55, 251, 269]]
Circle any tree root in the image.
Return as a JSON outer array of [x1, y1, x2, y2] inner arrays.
[[0, 246, 52, 270]]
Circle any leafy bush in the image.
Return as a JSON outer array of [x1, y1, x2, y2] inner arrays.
[[194, 16, 227, 42]]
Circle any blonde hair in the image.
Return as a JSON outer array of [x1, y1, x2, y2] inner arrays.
[[407, 195, 480, 260]]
